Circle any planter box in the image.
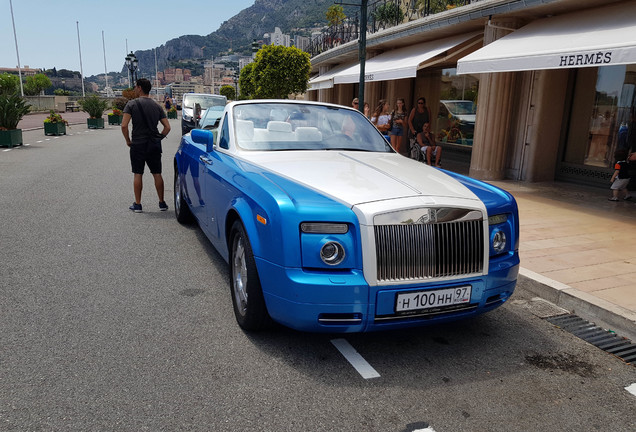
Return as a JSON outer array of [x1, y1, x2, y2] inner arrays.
[[108, 115, 122, 125], [44, 122, 66, 136], [167, 111, 177, 119], [0, 129, 23, 148], [87, 118, 105, 129]]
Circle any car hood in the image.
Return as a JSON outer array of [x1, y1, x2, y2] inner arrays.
[[243, 151, 479, 207], [454, 114, 476, 123]]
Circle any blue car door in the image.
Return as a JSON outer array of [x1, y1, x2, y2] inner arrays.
[[182, 140, 207, 225], [199, 115, 230, 241]]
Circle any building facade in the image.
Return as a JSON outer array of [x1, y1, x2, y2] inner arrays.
[[306, 0, 636, 188]]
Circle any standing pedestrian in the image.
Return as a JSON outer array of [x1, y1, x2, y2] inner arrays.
[[609, 148, 632, 201], [371, 99, 392, 136], [389, 98, 407, 155], [121, 78, 171, 213], [408, 97, 431, 145]]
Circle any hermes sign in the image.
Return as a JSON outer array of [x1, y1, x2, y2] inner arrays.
[[559, 51, 612, 67]]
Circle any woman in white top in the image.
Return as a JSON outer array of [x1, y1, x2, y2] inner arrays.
[[370, 99, 391, 137]]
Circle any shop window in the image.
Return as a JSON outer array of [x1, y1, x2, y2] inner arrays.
[[565, 65, 636, 168], [436, 68, 479, 146]]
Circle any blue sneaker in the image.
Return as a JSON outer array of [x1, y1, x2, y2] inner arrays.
[[159, 201, 168, 211], [129, 202, 143, 213]]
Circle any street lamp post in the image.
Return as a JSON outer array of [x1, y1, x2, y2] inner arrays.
[[125, 51, 139, 88]]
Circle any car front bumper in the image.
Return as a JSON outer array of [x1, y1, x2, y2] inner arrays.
[[255, 255, 519, 333]]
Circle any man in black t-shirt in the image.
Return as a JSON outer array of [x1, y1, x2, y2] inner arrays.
[[122, 78, 171, 213]]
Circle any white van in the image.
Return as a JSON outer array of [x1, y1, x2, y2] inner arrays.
[[181, 93, 227, 135]]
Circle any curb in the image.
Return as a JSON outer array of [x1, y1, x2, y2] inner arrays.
[[22, 121, 95, 132], [518, 267, 636, 342]]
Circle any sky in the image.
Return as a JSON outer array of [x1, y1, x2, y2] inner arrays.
[[1, 0, 256, 77]]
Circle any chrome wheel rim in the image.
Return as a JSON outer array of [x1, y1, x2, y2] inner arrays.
[[232, 235, 248, 317], [175, 174, 182, 214]]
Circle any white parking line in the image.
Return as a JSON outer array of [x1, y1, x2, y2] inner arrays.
[[626, 383, 636, 397], [331, 338, 380, 379], [413, 428, 436, 432]]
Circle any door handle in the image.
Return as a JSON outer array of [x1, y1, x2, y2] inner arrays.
[[199, 156, 213, 165]]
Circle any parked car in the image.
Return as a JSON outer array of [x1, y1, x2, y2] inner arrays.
[[174, 100, 519, 333], [437, 100, 476, 146], [181, 93, 227, 135]]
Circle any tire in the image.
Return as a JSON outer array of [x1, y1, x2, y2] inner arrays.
[[229, 221, 271, 331], [174, 169, 194, 224]]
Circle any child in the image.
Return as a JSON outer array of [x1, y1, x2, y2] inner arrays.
[[609, 149, 632, 201]]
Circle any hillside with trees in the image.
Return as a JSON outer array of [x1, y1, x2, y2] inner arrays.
[[121, 0, 357, 78]]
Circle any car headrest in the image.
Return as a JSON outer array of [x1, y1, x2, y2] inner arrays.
[[236, 119, 254, 140], [267, 121, 292, 133]]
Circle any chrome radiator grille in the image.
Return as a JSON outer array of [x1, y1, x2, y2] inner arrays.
[[375, 219, 484, 282]]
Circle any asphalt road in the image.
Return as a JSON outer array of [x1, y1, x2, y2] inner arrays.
[[1, 122, 635, 432]]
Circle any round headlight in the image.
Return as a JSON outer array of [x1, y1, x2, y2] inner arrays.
[[492, 230, 507, 254], [320, 241, 345, 266]]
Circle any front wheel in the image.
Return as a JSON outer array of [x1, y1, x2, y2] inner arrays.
[[229, 221, 271, 331]]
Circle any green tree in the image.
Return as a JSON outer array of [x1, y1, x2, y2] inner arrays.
[[220, 84, 236, 100], [243, 45, 311, 99], [326, 4, 346, 27], [24, 74, 52, 96], [0, 73, 20, 96], [373, 2, 404, 28], [238, 62, 256, 100]]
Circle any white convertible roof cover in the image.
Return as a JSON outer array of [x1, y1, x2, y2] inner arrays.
[[333, 32, 481, 84], [457, 2, 636, 74]]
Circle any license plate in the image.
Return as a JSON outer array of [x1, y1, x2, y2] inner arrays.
[[395, 286, 472, 313]]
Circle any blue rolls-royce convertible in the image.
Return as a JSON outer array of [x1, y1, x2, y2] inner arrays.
[[174, 100, 519, 333]]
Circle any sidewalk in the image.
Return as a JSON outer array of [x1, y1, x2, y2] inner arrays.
[[489, 180, 636, 342], [19, 111, 91, 130]]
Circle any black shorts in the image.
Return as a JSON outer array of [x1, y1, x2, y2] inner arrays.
[[130, 140, 162, 174]]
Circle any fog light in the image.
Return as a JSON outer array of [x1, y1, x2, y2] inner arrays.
[[320, 241, 345, 265], [492, 230, 507, 254]]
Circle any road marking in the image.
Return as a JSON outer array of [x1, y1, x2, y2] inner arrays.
[[413, 429, 436, 432], [331, 338, 380, 379], [626, 383, 636, 397]]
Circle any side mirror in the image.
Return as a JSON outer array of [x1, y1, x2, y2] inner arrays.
[[191, 129, 217, 152]]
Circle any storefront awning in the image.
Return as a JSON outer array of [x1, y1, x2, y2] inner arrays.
[[332, 32, 482, 84], [308, 62, 357, 90], [457, 2, 636, 75]]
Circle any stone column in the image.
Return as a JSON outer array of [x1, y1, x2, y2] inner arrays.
[[318, 65, 331, 103], [469, 18, 523, 180]]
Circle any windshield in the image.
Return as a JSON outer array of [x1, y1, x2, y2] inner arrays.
[[444, 101, 476, 116], [183, 95, 226, 109], [232, 103, 392, 152]]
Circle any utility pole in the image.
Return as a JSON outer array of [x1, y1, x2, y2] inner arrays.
[[337, 1, 367, 114], [358, 0, 367, 114]]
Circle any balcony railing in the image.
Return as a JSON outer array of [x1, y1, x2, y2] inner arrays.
[[306, 0, 480, 58]]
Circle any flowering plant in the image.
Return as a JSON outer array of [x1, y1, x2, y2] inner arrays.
[[108, 108, 123, 117], [43, 110, 69, 125]]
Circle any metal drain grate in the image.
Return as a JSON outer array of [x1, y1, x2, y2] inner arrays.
[[546, 314, 636, 367]]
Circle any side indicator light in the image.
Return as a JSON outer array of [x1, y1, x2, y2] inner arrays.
[[257, 214, 267, 225]]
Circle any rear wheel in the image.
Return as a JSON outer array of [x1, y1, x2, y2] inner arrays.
[[229, 221, 270, 331], [174, 169, 194, 224]]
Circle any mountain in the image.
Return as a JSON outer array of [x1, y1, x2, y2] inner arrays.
[[125, 0, 347, 75]]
